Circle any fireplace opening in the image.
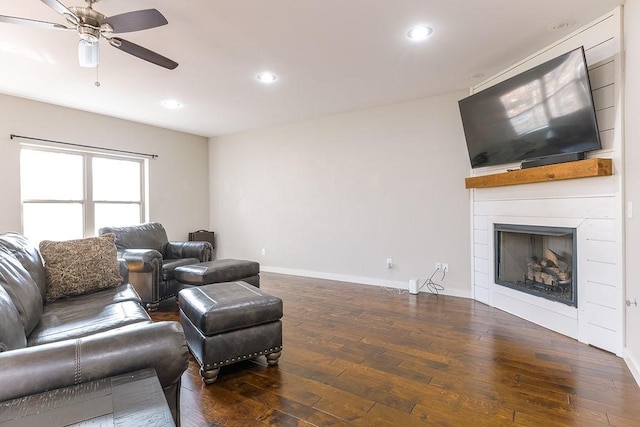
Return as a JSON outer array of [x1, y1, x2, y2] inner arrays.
[[494, 224, 577, 307]]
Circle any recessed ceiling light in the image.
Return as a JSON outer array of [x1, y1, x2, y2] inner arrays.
[[467, 72, 485, 80], [256, 72, 277, 84], [161, 99, 182, 109], [406, 25, 433, 41], [548, 19, 576, 31]]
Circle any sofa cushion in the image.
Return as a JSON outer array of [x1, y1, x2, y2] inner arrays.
[[173, 259, 260, 285], [0, 246, 43, 336], [0, 284, 27, 351], [28, 295, 151, 347], [39, 234, 123, 302], [162, 258, 200, 281], [0, 232, 48, 302], [46, 282, 142, 307]]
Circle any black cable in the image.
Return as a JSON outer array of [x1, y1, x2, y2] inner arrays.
[[418, 267, 445, 297]]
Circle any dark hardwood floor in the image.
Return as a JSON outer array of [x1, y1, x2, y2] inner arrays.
[[151, 272, 640, 426]]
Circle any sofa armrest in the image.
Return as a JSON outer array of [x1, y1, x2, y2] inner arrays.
[[120, 249, 163, 273], [119, 249, 163, 307], [116, 258, 129, 283], [0, 321, 188, 422], [166, 241, 213, 262]]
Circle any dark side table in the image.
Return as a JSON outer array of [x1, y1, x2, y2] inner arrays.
[[0, 368, 174, 427]]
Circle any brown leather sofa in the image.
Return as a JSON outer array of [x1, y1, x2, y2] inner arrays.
[[0, 232, 189, 425], [99, 222, 213, 310]]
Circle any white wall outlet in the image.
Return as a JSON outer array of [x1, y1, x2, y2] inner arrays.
[[386, 258, 393, 269], [435, 262, 441, 271], [443, 263, 449, 273], [261, 248, 266, 256]]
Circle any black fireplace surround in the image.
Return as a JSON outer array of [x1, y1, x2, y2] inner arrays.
[[494, 224, 577, 307]]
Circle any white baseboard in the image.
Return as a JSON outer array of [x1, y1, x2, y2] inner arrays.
[[261, 266, 472, 299], [623, 349, 640, 387]]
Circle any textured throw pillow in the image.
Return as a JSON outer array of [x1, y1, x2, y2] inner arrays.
[[40, 234, 122, 302]]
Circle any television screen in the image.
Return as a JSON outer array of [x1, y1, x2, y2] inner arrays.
[[459, 46, 601, 169]]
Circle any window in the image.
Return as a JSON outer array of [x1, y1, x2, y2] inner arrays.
[[20, 146, 146, 242]]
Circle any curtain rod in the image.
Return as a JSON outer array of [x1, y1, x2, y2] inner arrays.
[[10, 134, 158, 159]]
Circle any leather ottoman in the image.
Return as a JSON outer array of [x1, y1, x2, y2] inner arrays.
[[178, 281, 283, 384], [174, 259, 260, 289]]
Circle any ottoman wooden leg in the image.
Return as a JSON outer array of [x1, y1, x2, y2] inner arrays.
[[266, 351, 282, 366], [201, 367, 220, 384]]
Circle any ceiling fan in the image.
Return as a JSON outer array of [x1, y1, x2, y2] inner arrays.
[[0, 0, 178, 69]]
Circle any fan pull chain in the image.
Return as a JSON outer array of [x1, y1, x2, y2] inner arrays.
[[95, 66, 100, 87]]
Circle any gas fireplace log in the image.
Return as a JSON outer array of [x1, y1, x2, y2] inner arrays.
[[527, 266, 571, 284], [544, 248, 570, 271], [526, 254, 571, 286], [527, 257, 542, 271], [540, 259, 556, 268], [541, 272, 554, 286], [545, 249, 560, 266], [543, 266, 561, 277]]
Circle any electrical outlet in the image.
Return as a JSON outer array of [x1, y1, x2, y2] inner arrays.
[[435, 262, 441, 271], [387, 258, 393, 269], [443, 263, 449, 273], [261, 248, 266, 256]]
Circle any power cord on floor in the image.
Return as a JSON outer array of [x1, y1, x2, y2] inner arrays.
[[418, 267, 446, 297]]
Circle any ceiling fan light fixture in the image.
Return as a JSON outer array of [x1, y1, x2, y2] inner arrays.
[[0, 2, 178, 70], [78, 39, 99, 67], [78, 25, 100, 43], [63, 12, 79, 26]]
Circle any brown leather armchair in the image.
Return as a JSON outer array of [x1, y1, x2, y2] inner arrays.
[[99, 222, 212, 310]]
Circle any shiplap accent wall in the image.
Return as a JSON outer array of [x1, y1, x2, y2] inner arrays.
[[469, 8, 623, 355]]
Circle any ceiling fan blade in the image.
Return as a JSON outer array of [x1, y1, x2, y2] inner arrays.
[[0, 15, 72, 30], [108, 37, 178, 70], [101, 9, 168, 33], [40, 0, 79, 24]]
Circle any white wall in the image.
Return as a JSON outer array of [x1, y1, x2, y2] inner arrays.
[[624, 0, 640, 384], [0, 94, 209, 241], [209, 91, 472, 296]]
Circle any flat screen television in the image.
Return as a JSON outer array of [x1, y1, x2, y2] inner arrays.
[[459, 46, 601, 169]]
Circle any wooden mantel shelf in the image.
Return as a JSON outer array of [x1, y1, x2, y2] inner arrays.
[[465, 158, 612, 189]]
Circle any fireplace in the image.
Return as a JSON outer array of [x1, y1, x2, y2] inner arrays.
[[494, 224, 577, 307]]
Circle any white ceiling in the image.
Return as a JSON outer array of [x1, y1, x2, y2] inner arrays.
[[0, 0, 625, 137]]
